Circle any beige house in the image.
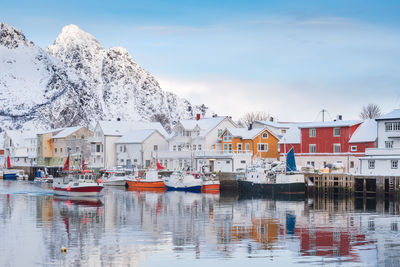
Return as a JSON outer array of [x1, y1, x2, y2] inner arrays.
[[37, 126, 93, 167]]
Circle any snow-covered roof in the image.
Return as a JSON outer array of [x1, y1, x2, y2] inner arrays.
[[115, 129, 158, 144], [179, 116, 229, 137], [5, 130, 38, 148], [254, 120, 294, 129], [98, 121, 168, 137], [349, 119, 377, 143], [226, 127, 277, 140], [376, 109, 400, 121], [278, 126, 302, 144], [53, 126, 84, 139], [38, 128, 65, 135], [298, 120, 361, 128]]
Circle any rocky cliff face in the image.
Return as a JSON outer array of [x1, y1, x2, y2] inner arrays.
[[0, 23, 209, 132]]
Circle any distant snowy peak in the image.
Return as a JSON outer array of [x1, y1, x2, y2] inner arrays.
[[0, 23, 34, 48]]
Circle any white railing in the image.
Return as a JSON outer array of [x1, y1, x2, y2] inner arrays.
[[156, 149, 253, 159]]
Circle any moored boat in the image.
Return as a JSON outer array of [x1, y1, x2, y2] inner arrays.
[[238, 148, 305, 196], [102, 169, 131, 186], [163, 171, 202, 192], [53, 171, 104, 197], [126, 169, 166, 189]]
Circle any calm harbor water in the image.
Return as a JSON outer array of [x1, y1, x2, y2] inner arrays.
[[0, 180, 399, 266]]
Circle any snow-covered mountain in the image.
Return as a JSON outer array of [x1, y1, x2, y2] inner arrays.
[[0, 23, 209, 132]]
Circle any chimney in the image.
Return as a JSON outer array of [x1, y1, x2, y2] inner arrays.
[[196, 114, 201, 121], [248, 123, 253, 130], [337, 115, 342, 121]]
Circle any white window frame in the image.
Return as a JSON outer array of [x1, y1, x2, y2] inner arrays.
[[385, 141, 394, 149], [228, 143, 232, 153], [385, 122, 400, 132], [309, 128, 316, 137], [262, 132, 268, 138], [392, 160, 398, 169], [333, 127, 341, 137], [237, 143, 242, 152], [192, 145, 196, 151], [350, 145, 357, 152], [245, 143, 250, 152], [257, 143, 268, 152], [309, 144, 316, 153], [333, 144, 341, 153], [173, 145, 177, 151], [223, 132, 232, 142], [368, 160, 375, 169], [198, 145, 202, 151]]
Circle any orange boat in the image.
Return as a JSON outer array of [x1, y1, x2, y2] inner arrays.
[[201, 179, 220, 193], [126, 169, 166, 190]]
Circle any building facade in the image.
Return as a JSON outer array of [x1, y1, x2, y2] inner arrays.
[[360, 109, 400, 175]]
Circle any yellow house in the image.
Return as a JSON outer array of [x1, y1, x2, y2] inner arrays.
[[221, 127, 280, 161]]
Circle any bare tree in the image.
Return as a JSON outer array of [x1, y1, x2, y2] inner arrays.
[[239, 111, 271, 127], [360, 104, 382, 119]]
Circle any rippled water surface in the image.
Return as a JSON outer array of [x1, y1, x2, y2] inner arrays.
[[0, 180, 399, 266]]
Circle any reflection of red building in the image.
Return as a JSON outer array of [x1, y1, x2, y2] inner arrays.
[[296, 227, 372, 260]]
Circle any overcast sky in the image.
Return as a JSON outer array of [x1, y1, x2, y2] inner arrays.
[[2, 0, 400, 122]]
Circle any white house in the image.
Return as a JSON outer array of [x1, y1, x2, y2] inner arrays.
[[115, 129, 168, 169], [158, 116, 239, 171], [360, 109, 400, 175], [3, 130, 38, 167], [89, 120, 168, 169]]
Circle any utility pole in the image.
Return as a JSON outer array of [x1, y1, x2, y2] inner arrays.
[[321, 109, 327, 122]]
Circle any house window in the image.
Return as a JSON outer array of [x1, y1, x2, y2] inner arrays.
[[333, 128, 341, 137], [385, 141, 394, 149], [154, 145, 158, 151], [351, 145, 357, 152], [193, 145, 196, 151], [96, 144, 101, 152], [257, 143, 268, 151], [55, 148, 57, 153], [262, 132, 268, 138], [309, 128, 316, 137], [173, 145, 177, 151], [223, 132, 232, 142], [350, 161, 355, 168], [368, 160, 375, 169], [245, 143, 250, 152], [120, 145, 123, 152], [228, 144, 232, 153], [123, 145, 126, 152], [241, 160, 246, 164], [385, 122, 400, 131], [237, 143, 242, 152], [198, 145, 202, 151], [392, 160, 398, 169], [333, 144, 341, 153], [309, 144, 316, 153], [217, 129, 223, 137], [282, 129, 286, 134], [223, 144, 227, 152]]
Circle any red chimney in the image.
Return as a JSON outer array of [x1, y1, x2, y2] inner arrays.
[[196, 114, 201, 121]]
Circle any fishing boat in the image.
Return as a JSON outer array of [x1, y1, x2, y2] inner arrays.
[[199, 166, 220, 192], [102, 169, 131, 186], [163, 170, 203, 192], [126, 169, 166, 189], [34, 169, 53, 183], [238, 147, 305, 195], [53, 155, 104, 197]]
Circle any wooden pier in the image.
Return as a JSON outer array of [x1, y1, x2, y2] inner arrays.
[[306, 173, 400, 198]]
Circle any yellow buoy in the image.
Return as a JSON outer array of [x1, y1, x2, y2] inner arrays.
[[61, 247, 67, 253]]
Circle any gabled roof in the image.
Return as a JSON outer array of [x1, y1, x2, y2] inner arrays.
[[98, 121, 168, 137], [6, 130, 38, 148], [298, 120, 361, 128], [349, 119, 377, 143], [178, 116, 234, 137], [254, 120, 294, 129], [225, 127, 278, 140], [115, 129, 158, 144], [38, 128, 65, 135], [53, 126, 84, 139], [376, 109, 400, 121], [278, 126, 302, 144]]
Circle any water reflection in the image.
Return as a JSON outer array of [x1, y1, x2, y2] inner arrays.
[[1, 180, 400, 266]]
